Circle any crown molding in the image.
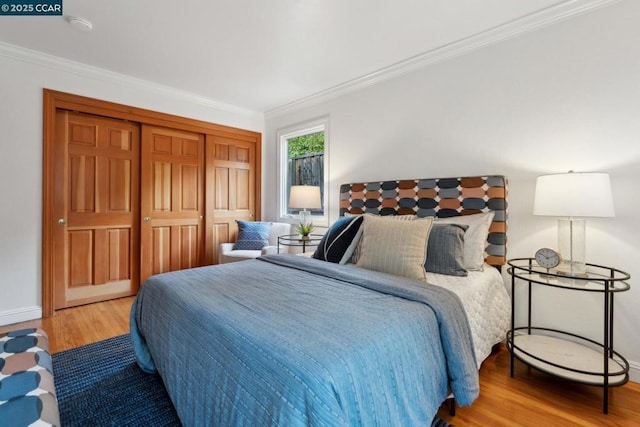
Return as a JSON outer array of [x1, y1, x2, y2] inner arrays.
[[0, 41, 261, 118], [265, 0, 620, 118], [0, 0, 620, 119]]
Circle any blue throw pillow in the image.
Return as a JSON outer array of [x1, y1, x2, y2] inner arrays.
[[313, 216, 364, 263], [233, 221, 271, 250]]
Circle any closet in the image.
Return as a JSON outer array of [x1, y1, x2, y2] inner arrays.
[[43, 90, 261, 315]]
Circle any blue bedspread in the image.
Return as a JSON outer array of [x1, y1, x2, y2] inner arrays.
[[131, 255, 479, 426]]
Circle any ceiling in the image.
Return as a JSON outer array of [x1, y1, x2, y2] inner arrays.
[[0, 0, 610, 113]]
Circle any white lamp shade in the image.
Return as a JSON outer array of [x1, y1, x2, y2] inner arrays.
[[533, 172, 614, 217], [288, 185, 321, 209]]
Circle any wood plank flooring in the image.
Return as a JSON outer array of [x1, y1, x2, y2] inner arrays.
[[2, 297, 639, 426], [0, 297, 133, 352]]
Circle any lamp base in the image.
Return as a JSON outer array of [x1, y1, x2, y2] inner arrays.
[[299, 209, 311, 225], [557, 218, 587, 278]]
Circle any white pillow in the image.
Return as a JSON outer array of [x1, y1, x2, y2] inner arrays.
[[436, 212, 495, 271], [355, 215, 433, 281]]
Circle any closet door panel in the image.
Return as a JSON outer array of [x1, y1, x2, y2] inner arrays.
[[140, 125, 204, 283], [179, 224, 199, 269], [235, 168, 251, 210], [180, 164, 200, 211], [53, 111, 140, 309], [205, 134, 257, 264], [108, 158, 132, 211], [151, 226, 171, 275]]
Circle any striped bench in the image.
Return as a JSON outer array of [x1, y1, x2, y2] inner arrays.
[[0, 328, 60, 426]]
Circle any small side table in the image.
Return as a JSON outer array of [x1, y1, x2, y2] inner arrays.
[[507, 258, 630, 414], [277, 234, 323, 254]]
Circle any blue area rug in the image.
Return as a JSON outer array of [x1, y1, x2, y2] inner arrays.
[[52, 334, 451, 426], [52, 334, 181, 426]]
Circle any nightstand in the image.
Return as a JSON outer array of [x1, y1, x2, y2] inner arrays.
[[506, 258, 630, 414], [277, 234, 323, 254]]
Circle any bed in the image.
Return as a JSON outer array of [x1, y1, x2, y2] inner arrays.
[[131, 175, 510, 426]]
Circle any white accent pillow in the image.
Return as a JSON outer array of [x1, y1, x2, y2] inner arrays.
[[355, 215, 433, 281], [436, 212, 495, 271]]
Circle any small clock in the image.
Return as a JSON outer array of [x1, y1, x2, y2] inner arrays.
[[534, 247, 561, 270]]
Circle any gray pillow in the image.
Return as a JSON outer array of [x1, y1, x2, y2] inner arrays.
[[425, 223, 468, 276], [435, 211, 494, 271]]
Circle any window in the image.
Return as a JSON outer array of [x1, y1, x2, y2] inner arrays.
[[277, 117, 328, 226]]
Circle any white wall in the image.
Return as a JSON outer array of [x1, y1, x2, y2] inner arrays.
[[265, 0, 640, 381], [0, 46, 263, 324]]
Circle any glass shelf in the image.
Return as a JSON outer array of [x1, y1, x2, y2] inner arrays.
[[507, 258, 630, 292], [277, 234, 323, 254]]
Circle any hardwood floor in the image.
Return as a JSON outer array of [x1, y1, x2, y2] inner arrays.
[[0, 297, 133, 352], [436, 346, 640, 426], [2, 297, 639, 426]]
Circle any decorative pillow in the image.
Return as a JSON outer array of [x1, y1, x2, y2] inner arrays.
[[436, 211, 495, 271], [233, 221, 271, 250], [355, 215, 433, 281], [425, 223, 469, 276], [348, 214, 415, 264], [313, 216, 364, 264]]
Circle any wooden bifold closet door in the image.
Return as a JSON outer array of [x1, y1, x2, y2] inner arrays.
[[205, 134, 257, 264], [140, 125, 204, 284], [52, 111, 141, 309]]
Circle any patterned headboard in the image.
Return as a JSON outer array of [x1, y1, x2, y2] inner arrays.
[[339, 175, 508, 266]]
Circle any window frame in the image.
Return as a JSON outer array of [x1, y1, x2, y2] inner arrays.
[[276, 116, 329, 227]]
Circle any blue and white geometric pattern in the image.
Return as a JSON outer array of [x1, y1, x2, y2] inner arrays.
[[233, 221, 272, 250]]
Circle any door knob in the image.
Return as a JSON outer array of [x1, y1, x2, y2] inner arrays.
[[143, 217, 151, 222], [57, 218, 65, 225]]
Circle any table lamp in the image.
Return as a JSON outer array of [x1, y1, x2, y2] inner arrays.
[[533, 171, 614, 277], [288, 185, 321, 226]]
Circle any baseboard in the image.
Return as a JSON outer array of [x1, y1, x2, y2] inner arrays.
[[0, 305, 42, 327], [629, 360, 640, 384]]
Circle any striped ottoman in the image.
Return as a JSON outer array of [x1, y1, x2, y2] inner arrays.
[[0, 328, 60, 427]]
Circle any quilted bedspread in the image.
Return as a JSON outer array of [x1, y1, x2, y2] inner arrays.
[[131, 255, 479, 426]]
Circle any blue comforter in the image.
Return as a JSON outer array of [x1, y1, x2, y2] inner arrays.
[[131, 255, 479, 426]]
